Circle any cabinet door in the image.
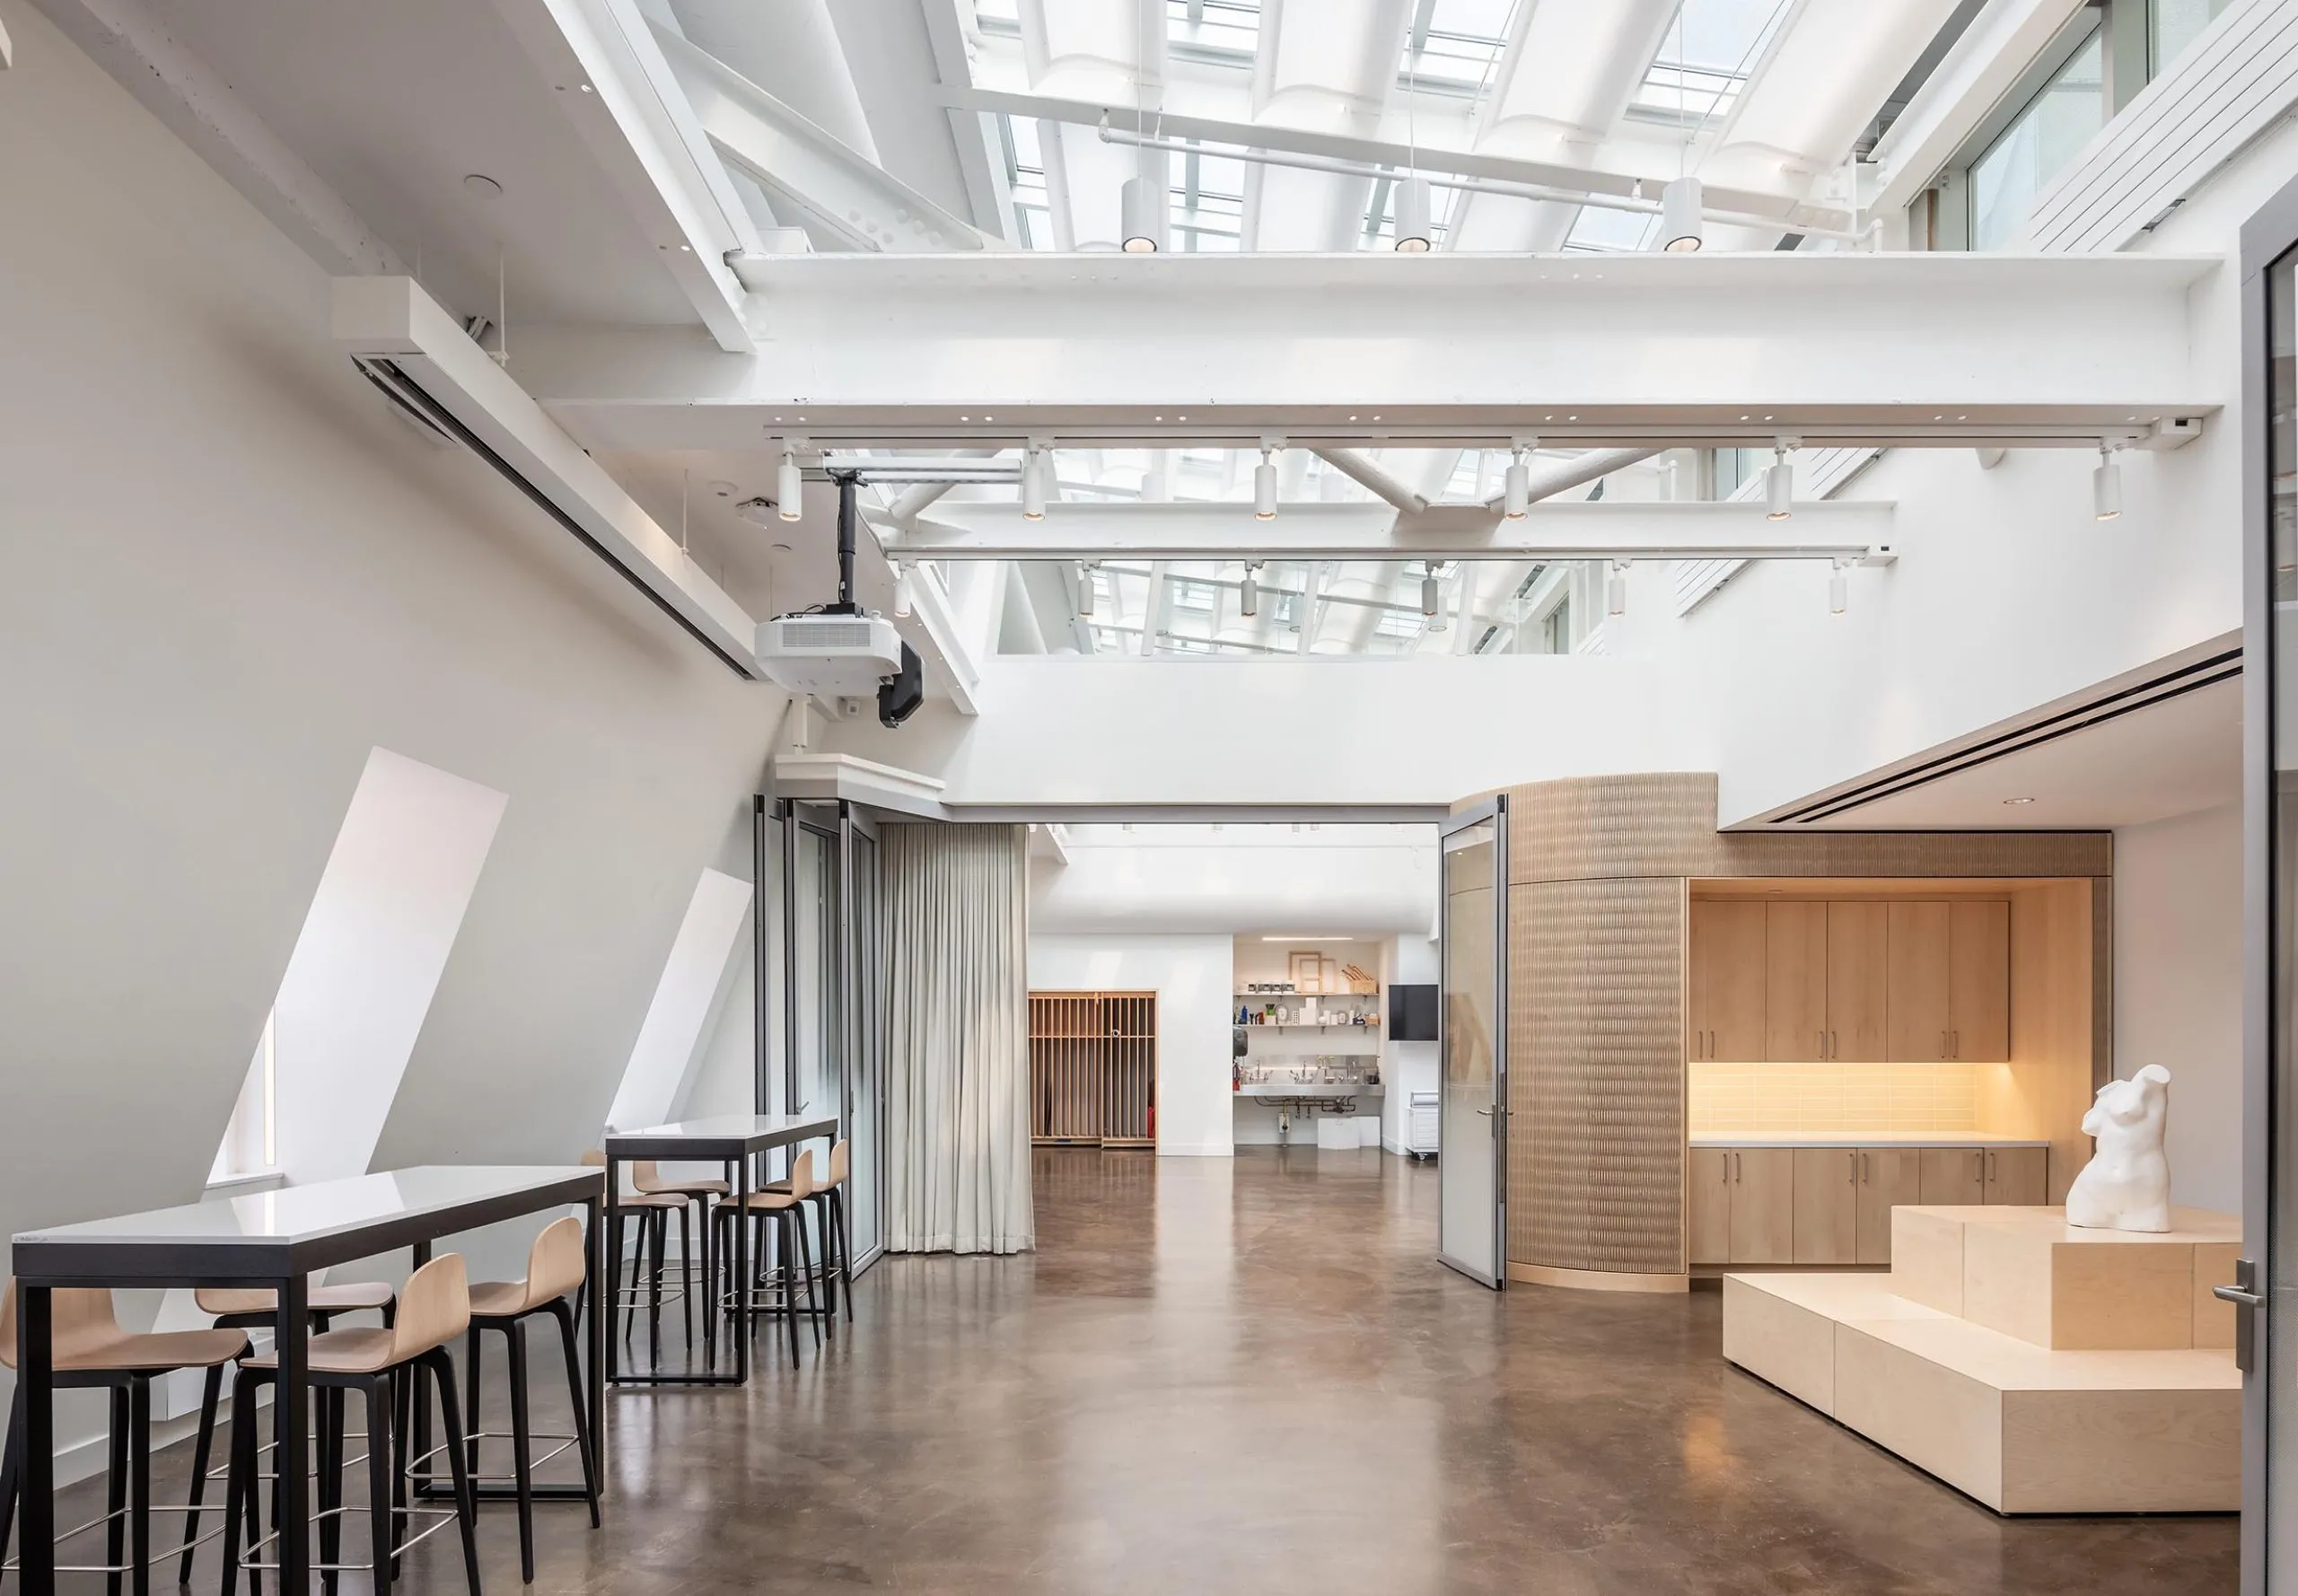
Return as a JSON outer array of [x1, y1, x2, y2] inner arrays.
[[1887, 902, 1953, 1062], [1949, 900, 2012, 1062], [1764, 902, 1829, 1062], [1728, 1148, 1796, 1264], [1856, 1148, 1925, 1264], [1826, 903, 1890, 1062], [1689, 901, 1767, 1061], [1688, 1148, 1732, 1265], [1920, 1146, 1987, 1205], [1984, 1145, 2048, 1206], [1792, 1147, 1860, 1264]]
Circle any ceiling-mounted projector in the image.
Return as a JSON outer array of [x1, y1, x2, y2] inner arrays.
[[753, 612, 905, 697]]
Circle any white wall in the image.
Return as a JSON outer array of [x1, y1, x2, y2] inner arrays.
[[1380, 934, 1441, 1156], [1032, 824, 1439, 934], [2114, 802, 2243, 1216], [0, 7, 781, 1331], [1028, 935, 1237, 1155]]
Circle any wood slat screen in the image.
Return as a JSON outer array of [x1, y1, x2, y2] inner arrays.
[[1029, 990, 1156, 1148]]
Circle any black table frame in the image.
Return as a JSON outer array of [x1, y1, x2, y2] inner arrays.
[[9, 1168, 604, 1596], [601, 1117, 836, 1388]]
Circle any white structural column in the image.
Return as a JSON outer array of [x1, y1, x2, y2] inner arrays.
[[513, 251, 2219, 449]]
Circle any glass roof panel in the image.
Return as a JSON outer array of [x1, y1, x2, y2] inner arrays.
[[1629, 0, 1792, 126]]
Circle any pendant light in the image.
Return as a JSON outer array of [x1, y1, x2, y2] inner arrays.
[[893, 561, 914, 618], [1829, 558, 1849, 616], [2093, 442, 2122, 521], [1121, 176, 1161, 254], [1765, 444, 1793, 521], [1022, 446, 1048, 521], [776, 443, 802, 522], [1240, 563, 1259, 618], [1661, 175, 1704, 252], [1608, 560, 1629, 617], [1504, 445, 1531, 520], [1421, 563, 1442, 616], [1078, 562, 1096, 615], [1394, 177, 1433, 252], [1255, 445, 1277, 521]]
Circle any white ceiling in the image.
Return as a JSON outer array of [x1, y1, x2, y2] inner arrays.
[[153, 0, 696, 328], [1794, 675, 2241, 831]]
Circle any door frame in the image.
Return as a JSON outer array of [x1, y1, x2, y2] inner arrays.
[[2239, 169, 2298, 1596], [1438, 794, 1509, 1290], [838, 803, 887, 1276]]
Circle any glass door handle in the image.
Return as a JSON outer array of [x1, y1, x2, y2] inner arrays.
[[2214, 1285, 2264, 1307]]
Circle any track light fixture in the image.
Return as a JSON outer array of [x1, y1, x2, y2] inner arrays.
[[1766, 443, 1794, 521], [1422, 563, 1442, 617], [1240, 563, 1260, 618], [1022, 443, 1048, 521], [1078, 561, 1096, 615], [2093, 442, 2122, 522], [1394, 177, 1433, 252], [1120, 176, 1161, 253], [1608, 559, 1629, 617], [1255, 443, 1278, 521], [1829, 558, 1849, 616], [1504, 441, 1531, 520], [893, 561, 913, 618], [777, 443, 802, 522], [1661, 176, 1704, 252]]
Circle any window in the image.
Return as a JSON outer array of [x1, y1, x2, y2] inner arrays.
[[1173, 578, 1220, 612], [210, 1011, 277, 1181], [2150, 0, 2229, 77], [1969, 24, 2105, 250], [1629, 0, 1794, 127], [1375, 608, 1425, 639]]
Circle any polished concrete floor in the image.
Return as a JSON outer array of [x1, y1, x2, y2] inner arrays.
[[64, 1147, 2235, 1594]]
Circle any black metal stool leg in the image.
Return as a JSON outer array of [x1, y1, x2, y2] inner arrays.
[[425, 1351, 484, 1596], [364, 1375, 395, 1595], [128, 1375, 151, 1596], [507, 1319, 535, 1583], [463, 1323, 485, 1479], [0, 1387, 22, 1573], [106, 1383, 127, 1596], [794, 1210, 822, 1349], [179, 1363, 224, 1584], [676, 1204, 694, 1349], [548, 1302, 602, 1529]]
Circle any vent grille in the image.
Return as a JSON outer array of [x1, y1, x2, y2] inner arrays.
[[777, 619, 875, 650]]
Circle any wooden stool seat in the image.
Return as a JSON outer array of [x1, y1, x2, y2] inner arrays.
[[240, 1327, 399, 1377], [197, 1282, 397, 1319]]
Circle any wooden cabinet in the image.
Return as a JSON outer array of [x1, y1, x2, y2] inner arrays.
[[1985, 1144, 2048, 1206], [1688, 1148, 1732, 1265], [1764, 902, 1830, 1064], [1855, 1148, 1925, 1264], [1727, 1149, 1796, 1264], [1949, 900, 2011, 1061], [1886, 902, 1953, 1061], [1688, 901, 1767, 1061], [1921, 1146, 1987, 1205], [1826, 903, 1890, 1061], [1792, 1147, 1860, 1264]]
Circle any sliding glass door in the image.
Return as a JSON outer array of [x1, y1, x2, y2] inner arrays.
[[1438, 796, 1509, 1289], [785, 804, 840, 1125], [842, 807, 886, 1270]]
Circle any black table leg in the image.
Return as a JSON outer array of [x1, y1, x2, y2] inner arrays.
[[17, 1285, 54, 1596], [604, 1157, 622, 1388], [584, 1193, 605, 1486], [408, 1241, 434, 1492], [275, 1275, 311, 1596], [732, 1155, 750, 1386]]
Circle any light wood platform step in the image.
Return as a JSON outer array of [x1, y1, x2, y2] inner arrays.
[[1725, 1271, 2239, 1514]]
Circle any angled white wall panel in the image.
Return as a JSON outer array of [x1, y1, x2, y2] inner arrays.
[[607, 865, 754, 1132], [270, 748, 507, 1186]]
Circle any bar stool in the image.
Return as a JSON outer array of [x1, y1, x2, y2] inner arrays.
[[464, 1216, 601, 1583], [198, 1282, 399, 1332], [0, 1281, 248, 1596], [580, 1153, 689, 1358], [221, 1253, 482, 1596], [631, 1160, 727, 1324], [766, 1139, 852, 1328], [711, 1150, 820, 1370]]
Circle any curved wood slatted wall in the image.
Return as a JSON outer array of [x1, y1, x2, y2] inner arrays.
[[1029, 990, 1157, 1148]]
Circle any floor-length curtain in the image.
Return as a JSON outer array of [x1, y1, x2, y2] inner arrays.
[[882, 822, 1032, 1254]]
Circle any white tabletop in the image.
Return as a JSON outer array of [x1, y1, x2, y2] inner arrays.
[[604, 1114, 838, 1154], [11, 1165, 600, 1279]]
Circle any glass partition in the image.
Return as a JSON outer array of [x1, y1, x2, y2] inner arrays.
[[1438, 797, 1507, 1288]]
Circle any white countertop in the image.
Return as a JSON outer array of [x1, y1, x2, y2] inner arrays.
[[1689, 1132, 2053, 1148]]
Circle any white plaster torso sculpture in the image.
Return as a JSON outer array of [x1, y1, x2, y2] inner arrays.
[[2065, 1065, 2173, 1232]]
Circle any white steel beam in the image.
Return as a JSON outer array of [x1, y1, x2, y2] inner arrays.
[[1313, 449, 1429, 513], [879, 499, 1898, 563], [652, 24, 1000, 254], [488, 0, 759, 352], [513, 251, 2220, 451], [332, 276, 767, 680]]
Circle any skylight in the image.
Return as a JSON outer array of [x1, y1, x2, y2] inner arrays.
[[1400, 0, 1521, 95], [1628, 0, 1792, 127]]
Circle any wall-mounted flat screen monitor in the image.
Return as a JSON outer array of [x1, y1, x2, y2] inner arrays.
[[1388, 983, 1438, 1041]]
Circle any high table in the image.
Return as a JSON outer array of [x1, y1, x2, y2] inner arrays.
[[602, 1114, 837, 1387], [8, 1165, 603, 1596]]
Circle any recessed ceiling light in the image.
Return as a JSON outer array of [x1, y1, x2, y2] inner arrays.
[[578, 83, 593, 92], [2003, 796, 2036, 806], [461, 173, 503, 199]]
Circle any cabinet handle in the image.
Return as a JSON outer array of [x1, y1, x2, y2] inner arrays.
[[1973, 1152, 1983, 1184], [1988, 1150, 1997, 1182], [1848, 1151, 1856, 1184], [1861, 1152, 1869, 1184], [1940, 1030, 1948, 1057], [1830, 1030, 1838, 1058], [1734, 1153, 1741, 1182]]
